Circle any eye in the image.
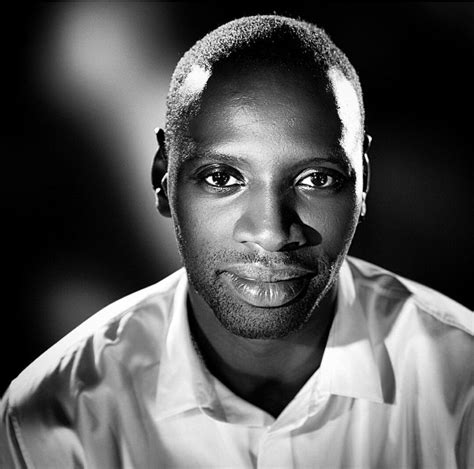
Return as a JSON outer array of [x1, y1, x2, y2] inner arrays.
[[296, 169, 344, 190], [202, 168, 242, 188]]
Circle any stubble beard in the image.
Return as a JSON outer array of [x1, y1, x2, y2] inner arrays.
[[177, 238, 344, 340]]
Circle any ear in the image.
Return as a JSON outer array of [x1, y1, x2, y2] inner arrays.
[[360, 132, 372, 220], [151, 128, 171, 218]]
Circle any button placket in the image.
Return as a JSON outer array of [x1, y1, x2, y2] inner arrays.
[[257, 428, 294, 469]]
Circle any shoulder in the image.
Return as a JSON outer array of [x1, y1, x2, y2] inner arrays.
[[0, 268, 187, 463], [8, 268, 187, 403], [346, 255, 472, 335], [346, 256, 472, 406]]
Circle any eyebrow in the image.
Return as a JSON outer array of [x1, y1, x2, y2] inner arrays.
[[185, 148, 354, 175]]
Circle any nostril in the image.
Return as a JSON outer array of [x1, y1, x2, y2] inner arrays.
[[232, 195, 320, 252], [280, 241, 303, 251]]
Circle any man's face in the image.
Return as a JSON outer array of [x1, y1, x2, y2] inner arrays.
[[168, 64, 364, 339]]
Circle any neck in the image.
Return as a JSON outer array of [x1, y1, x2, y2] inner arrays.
[[187, 284, 337, 418]]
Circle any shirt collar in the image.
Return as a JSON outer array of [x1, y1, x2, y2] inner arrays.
[[155, 259, 387, 421], [155, 270, 219, 420], [315, 259, 385, 404]]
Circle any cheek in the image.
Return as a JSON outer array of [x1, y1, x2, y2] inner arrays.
[[298, 193, 358, 249], [174, 187, 238, 247]]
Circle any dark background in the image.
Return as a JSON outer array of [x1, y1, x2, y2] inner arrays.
[[2, 3, 473, 394]]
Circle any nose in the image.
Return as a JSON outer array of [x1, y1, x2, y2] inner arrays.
[[233, 186, 307, 252]]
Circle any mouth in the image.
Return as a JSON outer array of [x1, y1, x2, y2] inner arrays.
[[219, 265, 317, 308]]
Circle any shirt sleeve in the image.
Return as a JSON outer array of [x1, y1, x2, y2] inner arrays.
[[0, 389, 29, 469]]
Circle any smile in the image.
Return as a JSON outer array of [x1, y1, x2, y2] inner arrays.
[[220, 265, 316, 308]]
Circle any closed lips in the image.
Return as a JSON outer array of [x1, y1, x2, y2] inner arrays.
[[220, 267, 316, 307], [221, 264, 317, 283]]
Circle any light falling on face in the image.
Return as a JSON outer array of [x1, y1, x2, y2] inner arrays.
[[169, 64, 364, 339]]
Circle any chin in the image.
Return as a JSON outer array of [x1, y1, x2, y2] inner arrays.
[[187, 254, 341, 340]]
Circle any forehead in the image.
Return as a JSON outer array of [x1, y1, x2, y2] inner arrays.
[[197, 66, 336, 134], [174, 64, 362, 169]]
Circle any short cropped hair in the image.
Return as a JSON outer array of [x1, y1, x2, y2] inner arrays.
[[165, 14, 364, 158]]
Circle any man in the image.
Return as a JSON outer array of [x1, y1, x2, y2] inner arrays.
[[1, 14, 472, 468]]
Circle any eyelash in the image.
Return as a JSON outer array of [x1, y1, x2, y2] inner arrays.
[[196, 165, 347, 193], [296, 169, 346, 190], [197, 165, 244, 192]]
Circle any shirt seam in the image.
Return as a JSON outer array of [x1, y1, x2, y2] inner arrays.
[[356, 279, 472, 336], [355, 279, 409, 298], [410, 299, 472, 336]]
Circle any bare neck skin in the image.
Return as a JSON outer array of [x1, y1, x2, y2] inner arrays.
[[187, 285, 337, 418]]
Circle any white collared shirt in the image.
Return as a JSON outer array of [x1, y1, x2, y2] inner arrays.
[[1, 257, 472, 468]]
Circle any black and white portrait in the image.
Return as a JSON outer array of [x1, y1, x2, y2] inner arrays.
[[1, 4, 472, 468]]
